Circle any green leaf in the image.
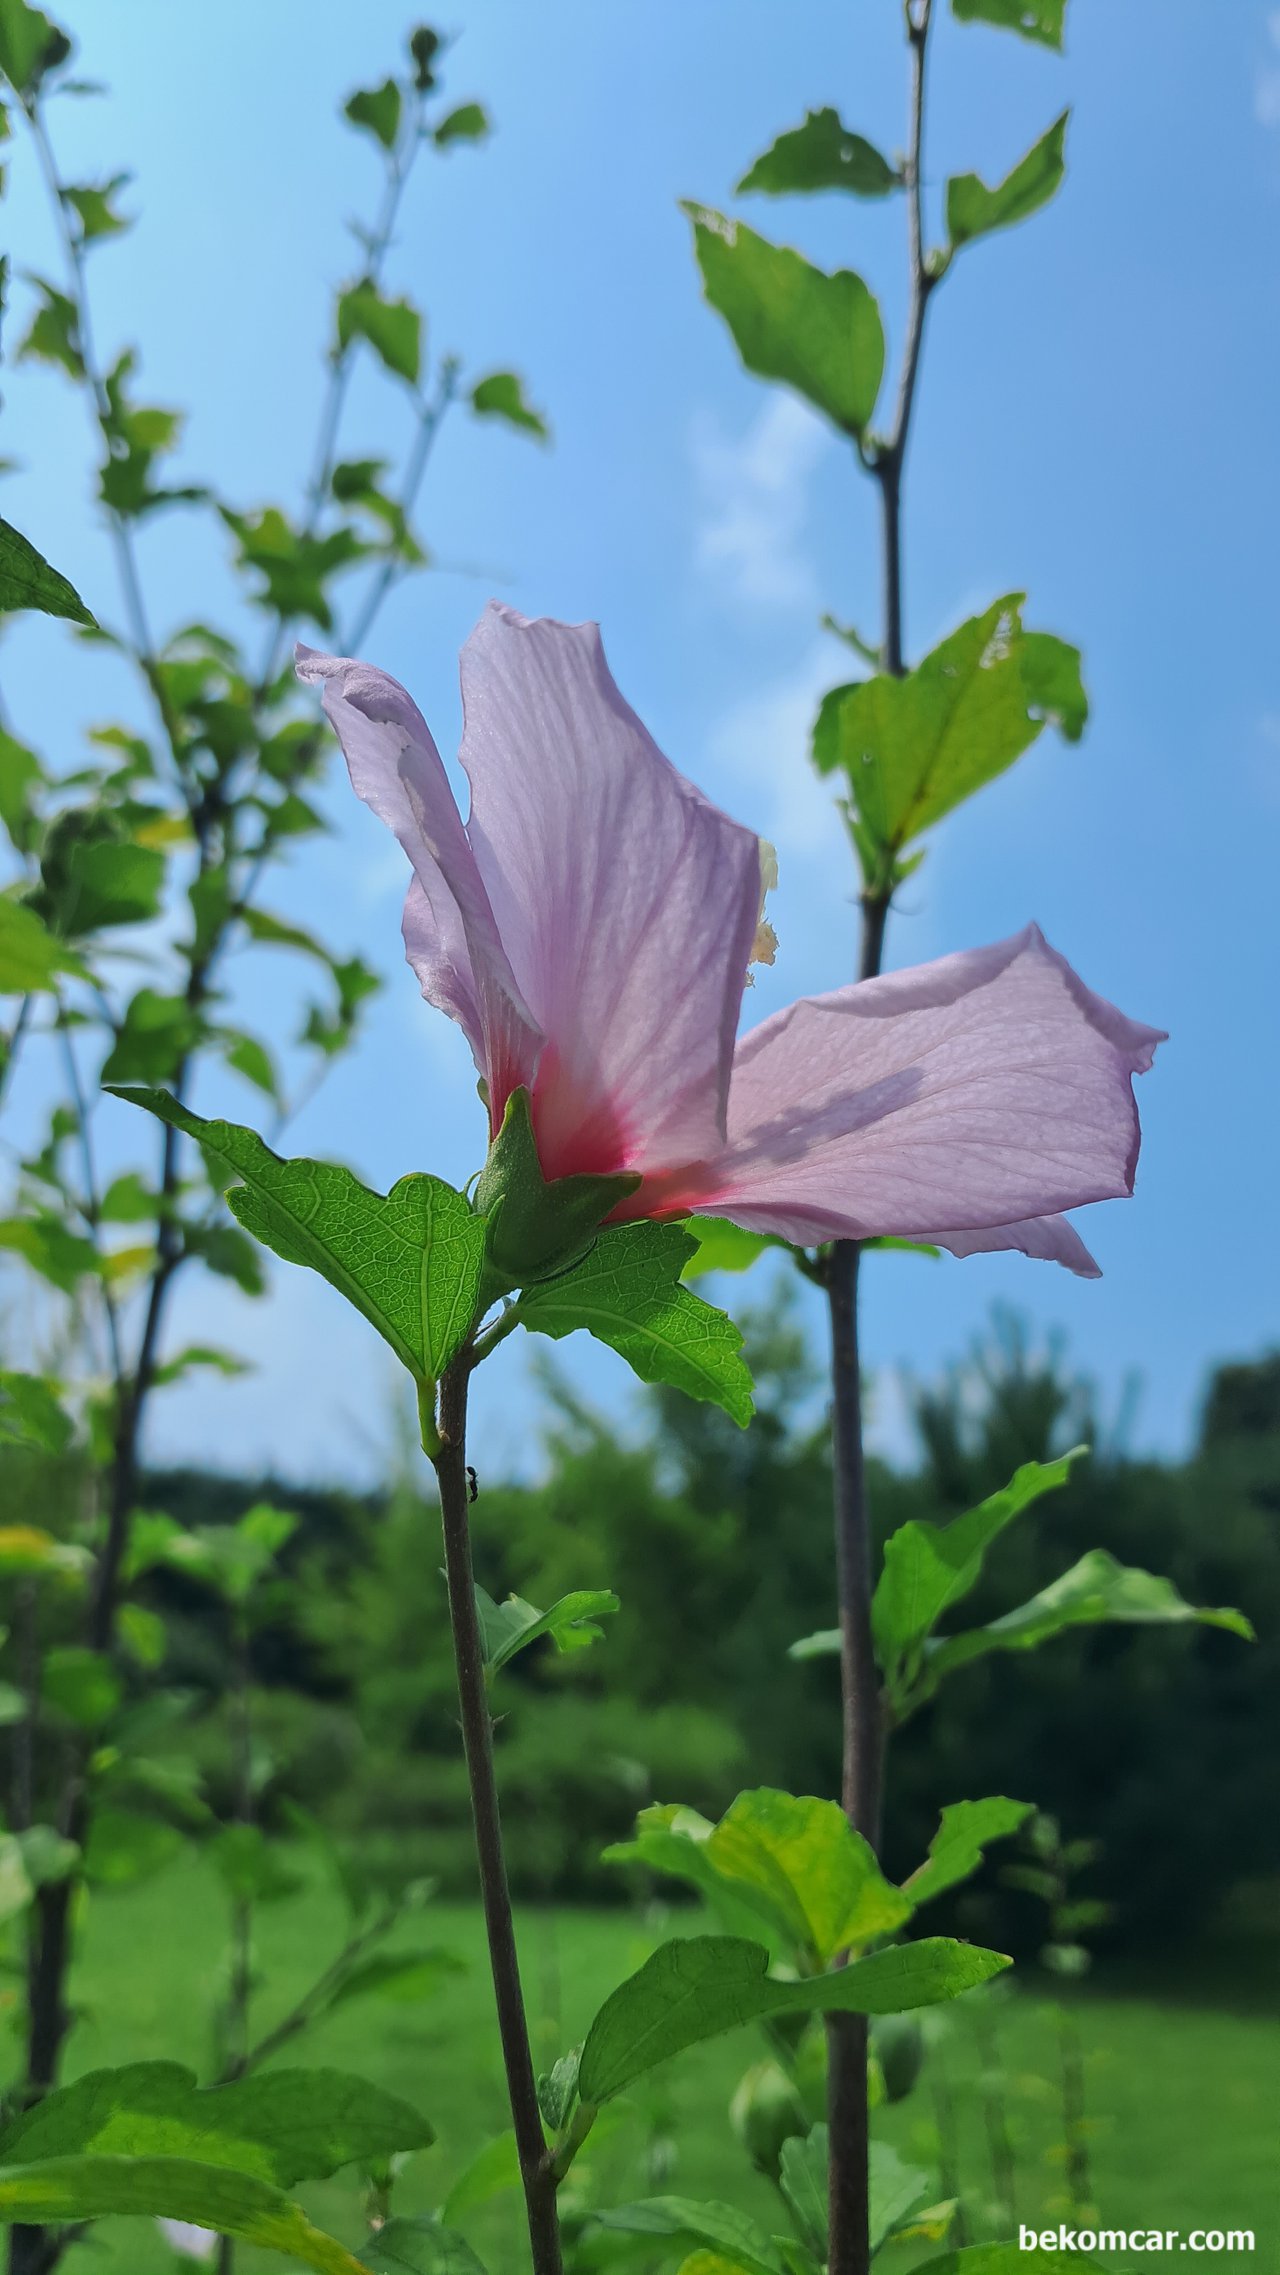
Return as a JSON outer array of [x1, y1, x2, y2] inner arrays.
[[17, 277, 83, 378], [107, 1092, 485, 1388], [337, 283, 421, 385], [0, 0, 70, 95], [0, 895, 85, 991], [738, 110, 899, 199], [921, 1550, 1253, 1702], [679, 1217, 783, 1279], [82, 1810, 183, 1888], [779, 2130, 827, 2257], [209, 1825, 305, 1906], [947, 113, 1068, 249], [221, 506, 365, 632], [811, 596, 1087, 860], [515, 1220, 754, 1427], [589, 2199, 784, 2275], [361, 2218, 487, 2274], [474, 1584, 620, 1678], [344, 78, 401, 150], [951, 0, 1066, 52], [63, 175, 131, 242], [434, 102, 489, 148], [0, 1378, 74, 1456], [0, 727, 45, 855], [29, 808, 166, 935], [0, 2154, 372, 2274], [577, 1934, 1009, 2103], [0, 515, 94, 624], [868, 2141, 933, 2252], [42, 1646, 121, 1729], [911, 2249, 1106, 2274], [901, 1799, 1035, 1911], [683, 206, 883, 439], [223, 1032, 278, 1099], [0, 2061, 431, 2186], [0, 1213, 99, 1293], [101, 989, 199, 1087], [469, 371, 549, 440], [871, 1451, 1084, 1698], [608, 1790, 909, 1967]]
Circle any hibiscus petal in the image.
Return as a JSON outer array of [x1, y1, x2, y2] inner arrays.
[[919, 1214, 1102, 1278], [455, 604, 762, 1179], [295, 643, 540, 1113], [700, 926, 1163, 1257]]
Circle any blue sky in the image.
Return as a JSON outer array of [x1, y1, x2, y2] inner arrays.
[[2, 1, 1277, 1485]]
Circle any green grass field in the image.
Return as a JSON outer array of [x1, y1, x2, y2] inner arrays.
[[28, 1857, 1278, 2273]]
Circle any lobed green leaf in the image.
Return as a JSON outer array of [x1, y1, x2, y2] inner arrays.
[[107, 1091, 485, 1387], [900, 1798, 1035, 1910], [469, 371, 548, 439]]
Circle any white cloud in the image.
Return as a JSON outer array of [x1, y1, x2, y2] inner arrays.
[[690, 394, 830, 609], [1256, 10, 1280, 126]]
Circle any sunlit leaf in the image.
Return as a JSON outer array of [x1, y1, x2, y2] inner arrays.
[[0, 2154, 373, 2274], [812, 595, 1087, 861], [0, 895, 85, 991], [515, 1221, 754, 1427], [108, 1091, 485, 1386], [683, 205, 883, 439], [679, 1217, 783, 1279], [474, 1584, 620, 1678]]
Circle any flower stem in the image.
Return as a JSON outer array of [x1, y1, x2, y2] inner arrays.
[[430, 1357, 562, 2275], [825, 11, 934, 2274]]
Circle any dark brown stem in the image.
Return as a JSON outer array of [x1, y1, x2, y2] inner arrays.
[[432, 1359, 562, 2275], [826, 11, 934, 2275]]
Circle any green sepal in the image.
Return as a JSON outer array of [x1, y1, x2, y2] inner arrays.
[[473, 1087, 638, 1300]]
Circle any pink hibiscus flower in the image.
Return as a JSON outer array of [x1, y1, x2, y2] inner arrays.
[[297, 604, 1162, 1278]]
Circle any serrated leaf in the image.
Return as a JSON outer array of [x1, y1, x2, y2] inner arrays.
[[577, 1935, 1009, 2103], [514, 1220, 753, 1426], [738, 110, 898, 199], [0, 514, 95, 624], [901, 1799, 1035, 1911], [920, 1550, 1253, 1703], [872, 1452, 1084, 1697], [474, 1584, 620, 1677], [610, 1790, 909, 1967], [434, 102, 488, 148], [589, 2199, 784, 2275], [947, 113, 1068, 248], [344, 79, 401, 150], [0, 2154, 371, 2273], [0, 2061, 431, 2186], [107, 1092, 485, 1386], [684, 205, 883, 439], [0, 895, 86, 991], [812, 596, 1087, 857], [951, 0, 1066, 52], [469, 371, 548, 439], [337, 284, 421, 384]]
